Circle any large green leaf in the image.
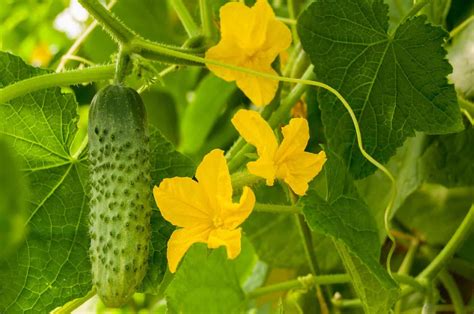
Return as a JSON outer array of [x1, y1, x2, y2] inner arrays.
[[0, 51, 91, 313], [298, 0, 463, 179], [300, 152, 399, 314], [165, 244, 245, 314], [0, 138, 28, 257], [0, 52, 195, 312]]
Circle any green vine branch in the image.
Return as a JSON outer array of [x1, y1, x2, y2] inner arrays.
[[0, 65, 114, 104]]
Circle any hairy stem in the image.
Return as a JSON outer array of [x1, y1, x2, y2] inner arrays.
[[171, 0, 200, 38], [0, 65, 114, 103], [199, 0, 216, 40], [57, 0, 117, 72], [78, 0, 135, 44]]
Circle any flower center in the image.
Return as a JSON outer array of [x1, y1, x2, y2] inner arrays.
[[212, 216, 224, 228]]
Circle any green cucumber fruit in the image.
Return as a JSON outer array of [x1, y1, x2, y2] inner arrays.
[[88, 85, 152, 307]]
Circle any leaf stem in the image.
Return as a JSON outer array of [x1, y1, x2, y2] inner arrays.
[[438, 270, 466, 314], [400, 0, 433, 24], [247, 274, 350, 299], [254, 203, 301, 214], [51, 290, 95, 314], [171, 0, 201, 38], [199, 0, 216, 40], [417, 204, 474, 281], [78, 0, 135, 44], [0, 65, 114, 104], [449, 15, 474, 39], [292, 190, 330, 314], [56, 0, 118, 72], [287, 0, 299, 43]]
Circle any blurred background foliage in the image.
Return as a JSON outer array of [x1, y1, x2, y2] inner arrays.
[[1, 0, 474, 312]]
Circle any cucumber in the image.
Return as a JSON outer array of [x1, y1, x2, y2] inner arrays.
[[88, 85, 152, 307]]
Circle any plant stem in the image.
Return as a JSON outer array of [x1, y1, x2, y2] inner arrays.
[[51, 290, 95, 314], [114, 46, 131, 84], [171, 0, 201, 38], [287, 0, 299, 43], [57, 0, 117, 72], [293, 190, 330, 314], [247, 274, 350, 299], [395, 238, 420, 314], [417, 204, 474, 281], [450, 15, 474, 39], [254, 203, 302, 214], [230, 171, 261, 190], [438, 270, 466, 314], [199, 0, 215, 40], [0, 65, 114, 104], [78, 0, 135, 44], [400, 0, 433, 24]]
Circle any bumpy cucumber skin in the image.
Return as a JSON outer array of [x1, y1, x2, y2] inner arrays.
[[88, 85, 151, 307]]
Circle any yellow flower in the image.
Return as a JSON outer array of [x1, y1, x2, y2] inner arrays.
[[232, 109, 327, 196], [205, 0, 292, 106], [153, 149, 255, 273]]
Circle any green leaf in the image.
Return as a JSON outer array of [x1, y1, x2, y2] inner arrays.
[[298, 0, 463, 179], [0, 51, 91, 313], [420, 126, 474, 187], [165, 244, 245, 314], [0, 51, 196, 311], [0, 138, 28, 257], [300, 152, 399, 314], [180, 74, 236, 154]]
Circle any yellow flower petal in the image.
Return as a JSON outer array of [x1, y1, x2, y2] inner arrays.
[[275, 118, 310, 163], [205, 0, 291, 106], [231, 109, 278, 158], [195, 149, 232, 211], [260, 19, 292, 64], [223, 186, 255, 229], [207, 228, 242, 259], [235, 65, 279, 106], [205, 40, 245, 82], [279, 151, 327, 196], [153, 178, 211, 228], [167, 226, 211, 273], [247, 157, 277, 186]]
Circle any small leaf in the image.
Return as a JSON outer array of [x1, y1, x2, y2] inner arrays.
[[300, 151, 399, 313], [298, 0, 463, 178]]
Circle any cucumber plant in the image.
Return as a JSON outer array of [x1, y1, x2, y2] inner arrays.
[[0, 0, 473, 313]]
